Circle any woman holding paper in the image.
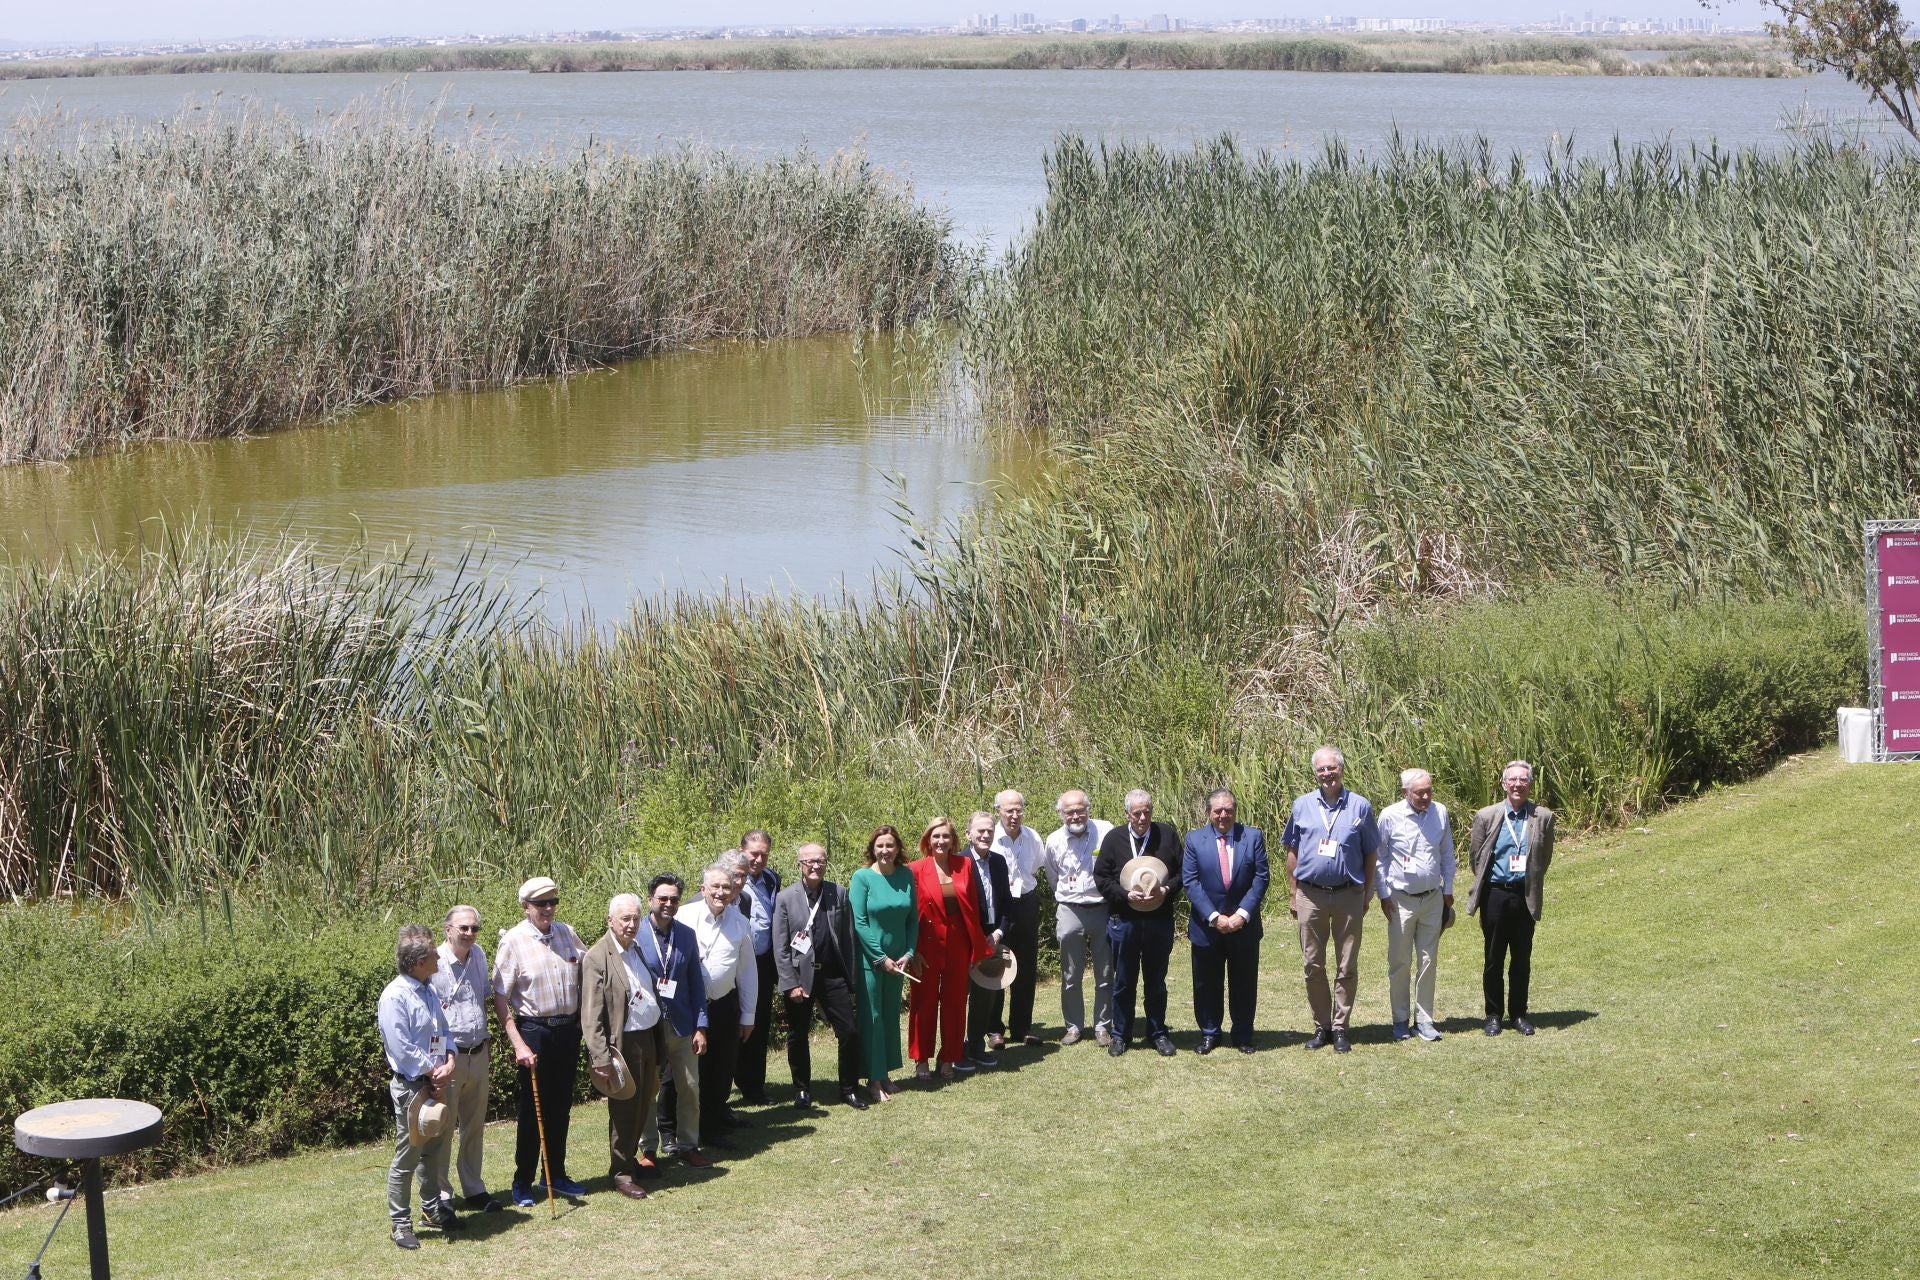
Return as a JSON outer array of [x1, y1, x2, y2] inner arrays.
[[850, 825, 919, 1103]]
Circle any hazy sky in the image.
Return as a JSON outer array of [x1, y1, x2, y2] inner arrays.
[[4, 1, 1778, 47]]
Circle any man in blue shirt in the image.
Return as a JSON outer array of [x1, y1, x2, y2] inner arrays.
[[1281, 746, 1381, 1054], [1465, 760, 1557, 1036], [732, 830, 782, 1107], [377, 924, 456, 1250]]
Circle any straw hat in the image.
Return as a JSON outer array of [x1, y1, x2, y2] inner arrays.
[[592, 1054, 635, 1102], [970, 946, 1019, 991], [407, 1091, 448, 1148], [1120, 857, 1169, 909]]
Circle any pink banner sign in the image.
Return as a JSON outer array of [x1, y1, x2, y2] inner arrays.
[[1879, 529, 1920, 756]]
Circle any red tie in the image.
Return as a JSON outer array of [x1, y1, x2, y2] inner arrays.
[[1217, 834, 1232, 885]]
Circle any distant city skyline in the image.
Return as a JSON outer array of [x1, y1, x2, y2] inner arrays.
[[2, 2, 1776, 48]]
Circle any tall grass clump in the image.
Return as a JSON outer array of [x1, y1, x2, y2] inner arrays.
[[0, 103, 962, 463], [970, 134, 1920, 596]]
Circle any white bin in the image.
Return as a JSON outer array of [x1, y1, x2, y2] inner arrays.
[[1837, 707, 1875, 764]]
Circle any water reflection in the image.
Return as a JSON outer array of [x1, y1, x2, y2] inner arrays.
[[0, 332, 1041, 615]]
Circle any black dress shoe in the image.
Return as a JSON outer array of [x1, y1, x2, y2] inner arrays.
[[1304, 1027, 1332, 1051], [1513, 1016, 1536, 1036], [1236, 1043, 1255, 1055], [1154, 1034, 1177, 1057], [1197, 1035, 1218, 1055], [1484, 1018, 1502, 1036], [1108, 1038, 1128, 1057], [464, 1193, 505, 1213], [793, 1089, 814, 1108], [840, 1087, 870, 1111], [1331, 1031, 1351, 1054], [424, 1207, 462, 1230], [723, 1108, 755, 1128], [738, 1093, 773, 1107]]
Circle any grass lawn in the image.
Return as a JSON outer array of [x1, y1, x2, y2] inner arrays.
[[4, 751, 1913, 1278]]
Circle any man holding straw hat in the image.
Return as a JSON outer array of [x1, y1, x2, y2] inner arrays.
[[377, 924, 456, 1250], [493, 875, 590, 1205], [583, 893, 664, 1201], [1093, 789, 1182, 1058]]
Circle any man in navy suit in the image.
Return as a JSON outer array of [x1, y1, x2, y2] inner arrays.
[[1182, 788, 1270, 1054], [636, 873, 715, 1169]]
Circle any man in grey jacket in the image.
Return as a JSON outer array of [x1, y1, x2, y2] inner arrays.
[[1465, 760, 1556, 1037], [773, 842, 866, 1110]]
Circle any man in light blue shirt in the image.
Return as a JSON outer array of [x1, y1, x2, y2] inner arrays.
[[377, 924, 456, 1250], [733, 830, 783, 1107], [1280, 746, 1381, 1054], [1375, 769, 1456, 1043]]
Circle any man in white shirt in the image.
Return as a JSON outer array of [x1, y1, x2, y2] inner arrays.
[[583, 893, 664, 1200], [1376, 768, 1456, 1043], [430, 905, 502, 1215], [990, 788, 1047, 1047], [678, 864, 757, 1147], [1043, 789, 1114, 1046]]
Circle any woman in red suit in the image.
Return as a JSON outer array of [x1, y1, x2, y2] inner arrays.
[[908, 815, 991, 1083]]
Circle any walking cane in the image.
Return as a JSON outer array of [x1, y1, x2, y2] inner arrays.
[[526, 1058, 557, 1218]]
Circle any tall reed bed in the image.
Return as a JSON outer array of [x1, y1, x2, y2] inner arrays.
[[970, 135, 1920, 596], [0, 105, 960, 463]]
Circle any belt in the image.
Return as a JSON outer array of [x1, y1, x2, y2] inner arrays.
[[516, 1013, 577, 1027], [1393, 886, 1437, 898], [392, 1071, 429, 1087], [1304, 881, 1355, 891], [1489, 879, 1527, 891], [456, 1039, 490, 1055]]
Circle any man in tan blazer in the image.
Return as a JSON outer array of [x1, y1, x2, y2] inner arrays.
[[1464, 760, 1555, 1037], [583, 893, 663, 1199]]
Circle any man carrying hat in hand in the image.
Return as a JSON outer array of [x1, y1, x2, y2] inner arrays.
[[493, 875, 589, 1205], [378, 924, 457, 1250], [1093, 789, 1182, 1057], [583, 893, 664, 1201]]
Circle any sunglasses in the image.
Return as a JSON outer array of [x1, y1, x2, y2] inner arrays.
[[451, 924, 480, 933], [528, 898, 560, 908]]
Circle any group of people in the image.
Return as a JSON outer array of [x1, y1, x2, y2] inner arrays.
[[375, 753, 1555, 1249]]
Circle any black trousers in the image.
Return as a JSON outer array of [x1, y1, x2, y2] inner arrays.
[[1001, 893, 1041, 1039], [1190, 929, 1260, 1046], [784, 967, 862, 1092], [1480, 882, 1536, 1019], [735, 950, 778, 1099], [1108, 913, 1175, 1042], [513, 1014, 580, 1185], [697, 988, 742, 1133]]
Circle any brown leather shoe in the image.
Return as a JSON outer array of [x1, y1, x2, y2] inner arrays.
[[680, 1148, 716, 1169], [612, 1174, 649, 1200]]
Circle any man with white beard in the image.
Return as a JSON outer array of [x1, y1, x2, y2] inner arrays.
[[1042, 789, 1114, 1046]]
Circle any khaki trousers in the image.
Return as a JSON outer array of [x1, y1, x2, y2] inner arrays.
[[1383, 890, 1444, 1030], [1297, 881, 1365, 1032], [440, 1046, 490, 1202], [644, 1027, 700, 1154], [607, 1026, 662, 1178]]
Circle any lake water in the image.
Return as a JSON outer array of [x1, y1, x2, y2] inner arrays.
[[0, 67, 1877, 609]]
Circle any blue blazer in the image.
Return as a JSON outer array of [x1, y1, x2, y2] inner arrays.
[[1182, 823, 1270, 945], [635, 918, 708, 1037]]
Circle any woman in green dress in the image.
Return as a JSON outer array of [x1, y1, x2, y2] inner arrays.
[[850, 824, 920, 1103]]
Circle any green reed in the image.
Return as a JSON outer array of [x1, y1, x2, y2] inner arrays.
[[969, 134, 1920, 598], [0, 104, 960, 463]]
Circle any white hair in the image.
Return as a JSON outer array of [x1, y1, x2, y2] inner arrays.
[[1399, 768, 1432, 791], [1123, 788, 1153, 810], [1312, 745, 1345, 768], [1503, 759, 1534, 781], [607, 892, 642, 917], [994, 788, 1025, 811], [1055, 789, 1090, 814], [443, 904, 479, 927], [703, 863, 734, 888]]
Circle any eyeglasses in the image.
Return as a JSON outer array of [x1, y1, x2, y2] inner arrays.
[[528, 898, 560, 908], [798, 861, 828, 869], [451, 925, 480, 933]]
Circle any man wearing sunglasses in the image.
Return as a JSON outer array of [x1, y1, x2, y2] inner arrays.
[[493, 876, 589, 1205], [431, 905, 503, 1215]]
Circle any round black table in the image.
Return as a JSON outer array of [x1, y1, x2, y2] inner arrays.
[[15, 1099, 163, 1280]]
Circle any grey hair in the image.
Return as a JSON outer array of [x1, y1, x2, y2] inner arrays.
[[722, 850, 751, 874], [1503, 759, 1534, 781], [967, 809, 996, 829], [396, 924, 435, 976], [993, 788, 1025, 810], [1399, 768, 1432, 791], [1206, 787, 1236, 808], [1312, 745, 1345, 768], [607, 892, 642, 918], [1123, 788, 1153, 810], [443, 904, 479, 927], [1055, 789, 1090, 814], [703, 862, 736, 887]]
